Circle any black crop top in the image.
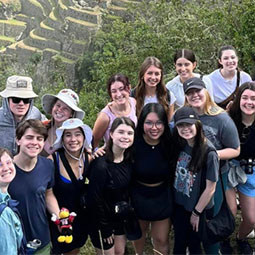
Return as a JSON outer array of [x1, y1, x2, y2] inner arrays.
[[133, 136, 170, 184]]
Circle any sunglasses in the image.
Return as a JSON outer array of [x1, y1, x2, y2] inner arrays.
[[10, 97, 32, 104], [240, 126, 251, 145]]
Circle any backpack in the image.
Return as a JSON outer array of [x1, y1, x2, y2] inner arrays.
[[0, 200, 28, 255]]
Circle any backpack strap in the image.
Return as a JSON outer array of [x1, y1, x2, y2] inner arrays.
[[59, 149, 80, 186], [199, 146, 217, 195], [0, 203, 7, 216], [166, 89, 171, 105], [217, 69, 240, 109]]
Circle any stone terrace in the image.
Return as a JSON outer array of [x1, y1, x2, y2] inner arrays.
[[0, 0, 137, 65]]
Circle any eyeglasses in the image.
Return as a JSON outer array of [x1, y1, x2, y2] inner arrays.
[[240, 126, 251, 144], [144, 121, 164, 129], [10, 97, 32, 104]]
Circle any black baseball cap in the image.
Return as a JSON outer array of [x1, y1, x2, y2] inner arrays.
[[183, 77, 206, 94], [174, 106, 199, 126]]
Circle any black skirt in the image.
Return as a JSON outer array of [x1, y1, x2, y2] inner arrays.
[[130, 182, 173, 221]]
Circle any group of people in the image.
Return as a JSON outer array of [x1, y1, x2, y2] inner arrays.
[[0, 45, 254, 255]]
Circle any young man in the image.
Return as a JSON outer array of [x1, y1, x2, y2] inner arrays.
[[8, 119, 60, 254], [0, 75, 46, 155]]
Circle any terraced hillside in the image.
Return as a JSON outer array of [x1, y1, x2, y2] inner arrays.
[[0, 0, 136, 66]]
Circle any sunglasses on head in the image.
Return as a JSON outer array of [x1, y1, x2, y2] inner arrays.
[[10, 97, 32, 104]]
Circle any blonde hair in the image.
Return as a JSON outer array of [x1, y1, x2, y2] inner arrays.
[[184, 89, 224, 116]]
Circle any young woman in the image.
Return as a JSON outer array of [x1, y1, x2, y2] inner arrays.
[[92, 74, 137, 150], [166, 49, 214, 109], [208, 45, 252, 109], [41, 89, 85, 156], [0, 148, 23, 255], [131, 56, 175, 121], [131, 103, 174, 255], [172, 106, 219, 254], [49, 118, 93, 255], [183, 77, 240, 254], [228, 82, 255, 255], [88, 117, 135, 255]]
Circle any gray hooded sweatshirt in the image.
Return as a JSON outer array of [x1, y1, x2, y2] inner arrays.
[[0, 98, 46, 155]]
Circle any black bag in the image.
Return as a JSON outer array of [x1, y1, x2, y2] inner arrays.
[[198, 165, 235, 245], [114, 201, 142, 241]]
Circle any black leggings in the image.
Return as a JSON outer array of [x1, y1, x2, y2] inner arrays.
[[173, 204, 202, 255]]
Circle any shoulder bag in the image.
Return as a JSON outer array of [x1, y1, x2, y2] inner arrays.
[[198, 159, 235, 245], [217, 69, 240, 109]]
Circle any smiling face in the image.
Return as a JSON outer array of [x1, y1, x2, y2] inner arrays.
[[219, 49, 238, 72], [185, 88, 206, 112], [175, 57, 196, 82], [0, 152, 16, 190], [240, 89, 255, 116], [110, 81, 130, 105], [16, 128, 45, 158], [176, 123, 197, 145], [51, 99, 73, 125], [143, 65, 162, 88], [8, 97, 31, 121], [63, 127, 84, 154], [110, 123, 134, 150], [143, 112, 164, 144]]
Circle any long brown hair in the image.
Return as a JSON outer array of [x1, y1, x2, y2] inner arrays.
[[134, 57, 169, 117], [105, 117, 135, 162], [229, 82, 255, 130]]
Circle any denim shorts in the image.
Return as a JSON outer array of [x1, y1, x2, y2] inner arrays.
[[237, 171, 255, 197]]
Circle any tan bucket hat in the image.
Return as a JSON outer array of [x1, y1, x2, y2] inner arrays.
[[42, 89, 85, 120], [0, 75, 38, 98]]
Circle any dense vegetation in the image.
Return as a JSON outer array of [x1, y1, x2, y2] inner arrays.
[[76, 0, 255, 127], [0, 0, 255, 128]]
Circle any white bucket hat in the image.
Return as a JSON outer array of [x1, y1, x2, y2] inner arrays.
[[53, 118, 92, 151], [42, 89, 85, 120], [0, 75, 38, 98]]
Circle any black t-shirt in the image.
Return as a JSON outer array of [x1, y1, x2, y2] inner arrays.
[[236, 122, 255, 160]]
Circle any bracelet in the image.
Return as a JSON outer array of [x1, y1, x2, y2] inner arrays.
[[192, 211, 199, 217], [193, 208, 202, 216]]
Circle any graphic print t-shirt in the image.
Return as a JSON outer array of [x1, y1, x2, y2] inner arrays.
[[174, 143, 218, 212]]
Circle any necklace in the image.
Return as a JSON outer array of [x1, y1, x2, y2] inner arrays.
[[63, 145, 84, 180], [143, 135, 159, 149]]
